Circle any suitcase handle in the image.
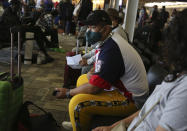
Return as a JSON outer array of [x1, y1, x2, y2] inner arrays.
[[10, 27, 22, 81]]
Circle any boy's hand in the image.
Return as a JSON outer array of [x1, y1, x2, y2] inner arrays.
[[79, 58, 88, 66]]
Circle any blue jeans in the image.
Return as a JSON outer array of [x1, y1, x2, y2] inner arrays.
[[65, 20, 71, 34]]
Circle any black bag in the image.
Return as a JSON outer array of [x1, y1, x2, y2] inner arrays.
[[16, 101, 61, 131]]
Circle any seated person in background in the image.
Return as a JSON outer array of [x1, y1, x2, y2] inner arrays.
[[107, 8, 128, 41], [36, 9, 59, 48], [79, 40, 102, 74], [54, 10, 149, 131], [93, 9, 187, 131], [71, 25, 100, 54], [0, 0, 53, 63]]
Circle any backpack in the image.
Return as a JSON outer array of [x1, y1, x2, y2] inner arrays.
[[16, 101, 61, 131]]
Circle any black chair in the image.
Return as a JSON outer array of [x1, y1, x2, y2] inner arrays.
[[90, 64, 168, 129], [147, 64, 168, 95]]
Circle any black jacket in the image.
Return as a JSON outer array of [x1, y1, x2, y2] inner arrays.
[[78, 0, 93, 21], [0, 7, 21, 28]]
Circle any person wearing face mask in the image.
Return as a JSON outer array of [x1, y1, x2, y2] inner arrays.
[[79, 24, 112, 74], [62, 25, 105, 88], [54, 10, 149, 131], [71, 25, 103, 54], [79, 8, 129, 75]]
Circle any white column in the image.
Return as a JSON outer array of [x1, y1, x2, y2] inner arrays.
[[114, 0, 120, 10], [122, 0, 139, 43], [110, 0, 115, 8], [109, 0, 112, 8]]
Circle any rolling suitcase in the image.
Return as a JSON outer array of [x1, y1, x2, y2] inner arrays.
[[0, 27, 24, 131]]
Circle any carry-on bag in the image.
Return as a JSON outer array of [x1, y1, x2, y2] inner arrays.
[[17, 101, 61, 131], [0, 27, 24, 131]]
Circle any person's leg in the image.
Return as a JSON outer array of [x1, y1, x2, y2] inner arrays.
[[44, 28, 58, 48], [54, 15, 60, 25], [69, 74, 138, 131], [65, 20, 71, 35], [61, 19, 66, 34], [50, 29, 58, 46], [63, 52, 81, 87], [23, 26, 53, 62]]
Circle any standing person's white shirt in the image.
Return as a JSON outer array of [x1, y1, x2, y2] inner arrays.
[[35, 0, 42, 9]]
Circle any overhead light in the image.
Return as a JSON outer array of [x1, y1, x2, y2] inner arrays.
[[145, 1, 187, 8]]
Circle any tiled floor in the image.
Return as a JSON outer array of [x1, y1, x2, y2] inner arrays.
[[0, 34, 77, 131]]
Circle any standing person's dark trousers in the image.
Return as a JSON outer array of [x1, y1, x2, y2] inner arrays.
[[65, 20, 71, 34], [44, 28, 59, 47]]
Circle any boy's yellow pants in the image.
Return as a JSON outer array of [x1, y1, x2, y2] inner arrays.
[[69, 74, 137, 131]]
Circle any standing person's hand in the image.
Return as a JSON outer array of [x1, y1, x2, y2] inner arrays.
[[55, 88, 69, 99]]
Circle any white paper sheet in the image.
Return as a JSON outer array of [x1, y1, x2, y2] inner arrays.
[[66, 54, 82, 66]]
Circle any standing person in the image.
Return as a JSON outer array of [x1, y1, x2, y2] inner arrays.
[[77, 0, 93, 22], [63, 0, 74, 35], [170, 8, 178, 22], [54, 10, 149, 131], [160, 6, 169, 28], [58, 0, 66, 34], [118, 7, 125, 24], [93, 9, 187, 131], [43, 0, 53, 12], [76, 0, 93, 34], [151, 5, 159, 22], [138, 6, 148, 28]]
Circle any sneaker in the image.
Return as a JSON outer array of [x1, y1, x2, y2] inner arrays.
[[62, 121, 73, 130]]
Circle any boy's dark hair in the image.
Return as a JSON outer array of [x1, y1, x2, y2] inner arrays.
[[82, 10, 112, 26], [107, 8, 119, 22]]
